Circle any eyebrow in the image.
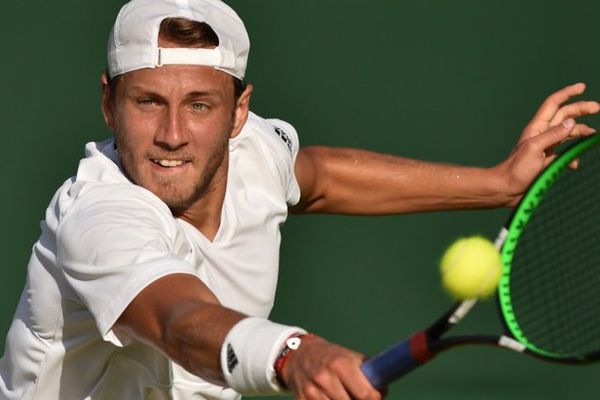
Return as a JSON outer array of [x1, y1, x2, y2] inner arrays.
[[184, 91, 224, 101], [128, 86, 224, 102]]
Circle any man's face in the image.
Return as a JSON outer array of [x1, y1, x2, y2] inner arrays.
[[103, 64, 249, 212]]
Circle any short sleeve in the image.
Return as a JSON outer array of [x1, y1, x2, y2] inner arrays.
[[265, 118, 301, 206], [56, 184, 196, 344]]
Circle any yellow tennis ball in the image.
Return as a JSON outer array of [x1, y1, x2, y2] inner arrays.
[[440, 236, 502, 300]]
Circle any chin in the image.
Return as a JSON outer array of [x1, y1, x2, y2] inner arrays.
[[152, 186, 196, 210], [153, 181, 212, 214], [126, 159, 221, 213], [163, 196, 195, 212]]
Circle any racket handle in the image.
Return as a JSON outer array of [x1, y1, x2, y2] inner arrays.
[[361, 331, 433, 389]]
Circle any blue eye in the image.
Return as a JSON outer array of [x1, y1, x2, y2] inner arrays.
[[191, 103, 207, 111], [138, 98, 156, 106]]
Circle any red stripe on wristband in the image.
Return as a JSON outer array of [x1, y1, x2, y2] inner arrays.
[[273, 333, 317, 389]]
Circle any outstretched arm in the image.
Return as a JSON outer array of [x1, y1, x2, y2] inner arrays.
[[114, 273, 245, 386], [115, 274, 381, 399], [292, 83, 599, 214]]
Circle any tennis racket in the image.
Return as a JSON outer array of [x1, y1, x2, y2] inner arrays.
[[361, 134, 600, 389]]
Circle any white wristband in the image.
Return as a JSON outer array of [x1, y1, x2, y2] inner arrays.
[[220, 317, 306, 395]]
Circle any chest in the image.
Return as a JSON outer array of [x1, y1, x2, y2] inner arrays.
[[177, 148, 290, 317]]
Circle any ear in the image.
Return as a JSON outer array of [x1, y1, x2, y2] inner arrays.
[[230, 83, 253, 138], [100, 72, 115, 131]]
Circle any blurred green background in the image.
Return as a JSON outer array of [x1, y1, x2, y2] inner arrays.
[[1, 1, 599, 399]]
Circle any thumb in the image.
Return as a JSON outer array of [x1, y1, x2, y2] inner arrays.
[[528, 118, 575, 150]]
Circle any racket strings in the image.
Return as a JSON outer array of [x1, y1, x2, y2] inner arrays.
[[507, 140, 600, 358]]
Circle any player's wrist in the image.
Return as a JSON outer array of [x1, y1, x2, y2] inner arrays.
[[220, 317, 307, 395], [485, 164, 520, 207], [273, 333, 318, 389]]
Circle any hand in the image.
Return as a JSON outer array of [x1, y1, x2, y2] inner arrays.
[[494, 83, 599, 205], [281, 336, 382, 400]]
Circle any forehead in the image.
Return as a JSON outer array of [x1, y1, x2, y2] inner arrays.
[[118, 64, 234, 97]]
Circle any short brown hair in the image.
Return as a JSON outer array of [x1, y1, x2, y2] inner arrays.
[[107, 17, 246, 99], [159, 17, 219, 48]]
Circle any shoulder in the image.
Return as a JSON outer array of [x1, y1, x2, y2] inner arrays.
[[59, 181, 175, 240], [54, 138, 174, 231], [53, 140, 178, 254], [230, 112, 302, 205], [55, 181, 186, 276], [234, 112, 300, 158]]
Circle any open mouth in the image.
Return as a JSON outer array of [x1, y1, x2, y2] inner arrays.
[[151, 159, 188, 168]]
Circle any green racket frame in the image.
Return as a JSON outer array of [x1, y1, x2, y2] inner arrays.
[[498, 134, 600, 360]]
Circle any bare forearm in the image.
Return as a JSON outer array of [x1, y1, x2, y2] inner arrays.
[[116, 277, 381, 398], [293, 146, 512, 215], [160, 303, 245, 385], [294, 85, 600, 216], [115, 274, 246, 386]]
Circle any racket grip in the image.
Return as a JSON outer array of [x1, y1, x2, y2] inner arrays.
[[361, 331, 433, 389]]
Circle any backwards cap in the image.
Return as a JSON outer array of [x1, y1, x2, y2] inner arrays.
[[107, 0, 250, 80]]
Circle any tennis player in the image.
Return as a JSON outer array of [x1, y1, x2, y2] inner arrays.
[[0, 0, 598, 399]]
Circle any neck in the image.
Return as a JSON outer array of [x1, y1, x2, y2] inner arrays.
[[176, 155, 229, 242]]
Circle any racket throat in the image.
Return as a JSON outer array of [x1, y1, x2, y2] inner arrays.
[[498, 335, 527, 352]]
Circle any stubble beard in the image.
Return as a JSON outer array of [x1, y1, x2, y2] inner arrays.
[[116, 135, 230, 215], [168, 138, 229, 215]]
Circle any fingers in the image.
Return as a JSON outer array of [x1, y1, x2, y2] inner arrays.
[[542, 123, 596, 158], [298, 366, 378, 400], [527, 118, 576, 153], [342, 368, 383, 400], [301, 366, 352, 400], [548, 101, 600, 127], [287, 339, 383, 400], [295, 362, 382, 400], [299, 382, 345, 400], [530, 82, 586, 121], [529, 119, 597, 169], [570, 123, 597, 138], [524, 83, 588, 135], [498, 86, 596, 203], [569, 158, 580, 170]]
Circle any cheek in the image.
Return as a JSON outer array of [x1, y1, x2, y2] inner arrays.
[[189, 115, 234, 148], [113, 110, 155, 151]]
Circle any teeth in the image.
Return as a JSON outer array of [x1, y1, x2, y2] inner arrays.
[[154, 159, 185, 167]]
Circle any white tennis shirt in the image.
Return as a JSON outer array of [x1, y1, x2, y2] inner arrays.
[[0, 112, 301, 400]]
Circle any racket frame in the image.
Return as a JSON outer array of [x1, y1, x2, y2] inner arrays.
[[361, 135, 600, 389]]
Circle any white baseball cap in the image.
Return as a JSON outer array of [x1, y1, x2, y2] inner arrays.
[[107, 0, 250, 80]]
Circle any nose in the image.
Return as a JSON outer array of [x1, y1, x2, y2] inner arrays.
[[154, 107, 188, 150]]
